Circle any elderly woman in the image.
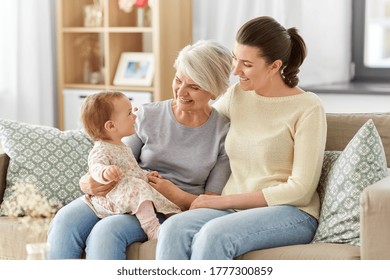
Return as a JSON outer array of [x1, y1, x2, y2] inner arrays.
[[47, 40, 233, 259]]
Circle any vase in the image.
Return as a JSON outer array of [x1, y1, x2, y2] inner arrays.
[[83, 60, 91, 83], [136, 6, 151, 27], [84, 4, 103, 27], [26, 242, 50, 260]]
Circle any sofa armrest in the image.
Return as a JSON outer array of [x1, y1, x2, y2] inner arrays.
[[360, 175, 390, 260], [0, 152, 10, 204]]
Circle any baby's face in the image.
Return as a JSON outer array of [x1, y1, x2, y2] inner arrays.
[[111, 96, 137, 137]]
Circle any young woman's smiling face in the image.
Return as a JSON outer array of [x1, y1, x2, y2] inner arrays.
[[232, 43, 277, 95]]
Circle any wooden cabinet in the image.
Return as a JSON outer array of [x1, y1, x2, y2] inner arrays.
[[56, 0, 192, 129]]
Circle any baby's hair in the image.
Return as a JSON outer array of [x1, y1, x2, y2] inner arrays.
[[80, 91, 127, 141]]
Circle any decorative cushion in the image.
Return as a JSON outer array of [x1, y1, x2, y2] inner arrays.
[[313, 119, 389, 246], [0, 119, 93, 215], [316, 150, 342, 203]]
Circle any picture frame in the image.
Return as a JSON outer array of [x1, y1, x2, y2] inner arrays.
[[113, 52, 154, 86]]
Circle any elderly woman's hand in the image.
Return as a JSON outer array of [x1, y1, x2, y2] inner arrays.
[[147, 176, 176, 195], [79, 173, 116, 197], [146, 171, 163, 180], [148, 176, 199, 211]]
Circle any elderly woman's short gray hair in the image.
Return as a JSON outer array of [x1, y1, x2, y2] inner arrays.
[[174, 40, 232, 99]]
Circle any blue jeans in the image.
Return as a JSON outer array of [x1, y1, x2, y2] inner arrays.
[[156, 206, 318, 260], [47, 197, 166, 259]]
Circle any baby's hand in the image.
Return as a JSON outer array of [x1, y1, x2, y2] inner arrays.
[[103, 165, 121, 182], [147, 171, 162, 181]]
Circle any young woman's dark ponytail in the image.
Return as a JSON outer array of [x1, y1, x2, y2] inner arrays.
[[283, 27, 307, 87]]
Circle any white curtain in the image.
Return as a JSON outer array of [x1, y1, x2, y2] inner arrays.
[[193, 0, 352, 87], [0, 0, 56, 126]]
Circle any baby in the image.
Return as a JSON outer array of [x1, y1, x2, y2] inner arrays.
[[80, 91, 181, 239]]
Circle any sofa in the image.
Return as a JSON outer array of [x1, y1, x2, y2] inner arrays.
[[1, 112, 390, 260]]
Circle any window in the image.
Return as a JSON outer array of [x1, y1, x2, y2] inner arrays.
[[352, 0, 390, 81]]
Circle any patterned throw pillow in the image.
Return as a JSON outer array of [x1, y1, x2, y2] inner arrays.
[[316, 150, 342, 204], [313, 119, 388, 246], [0, 119, 93, 215]]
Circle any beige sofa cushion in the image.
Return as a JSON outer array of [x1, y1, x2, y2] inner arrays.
[[127, 240, 360, 260], [326, 112, 390, 167], [235, 243, 360, 260]]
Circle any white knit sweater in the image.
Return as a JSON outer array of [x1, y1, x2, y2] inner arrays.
[[213, 83, 327, 219]]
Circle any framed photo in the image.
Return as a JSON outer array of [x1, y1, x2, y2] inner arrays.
[[113, 52, 154, 86]]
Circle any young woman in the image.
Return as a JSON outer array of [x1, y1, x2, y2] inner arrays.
[[156, 16, 327, 260]]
